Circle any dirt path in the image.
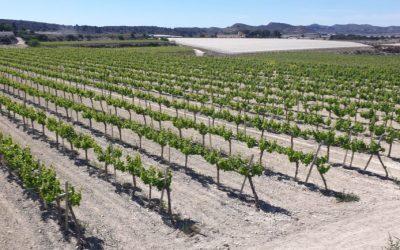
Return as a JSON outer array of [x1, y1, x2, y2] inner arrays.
[[16, 37, 28, 48]]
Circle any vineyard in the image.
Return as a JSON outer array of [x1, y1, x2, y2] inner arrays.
[[40, 39, 172, 48], [0, 46, 399, 249]]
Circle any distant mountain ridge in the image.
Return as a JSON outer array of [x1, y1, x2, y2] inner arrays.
[[1, 19, 399, 36], [227, 22, 400, 36]]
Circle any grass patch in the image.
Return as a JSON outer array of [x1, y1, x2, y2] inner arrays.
[[335, 192, 360, 203], [386, 235, 400, 250]]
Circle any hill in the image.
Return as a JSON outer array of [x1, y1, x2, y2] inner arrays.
[[1, 19, 400, 37]]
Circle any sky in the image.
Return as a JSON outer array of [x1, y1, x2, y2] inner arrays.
[[1, 0, 400, 27]]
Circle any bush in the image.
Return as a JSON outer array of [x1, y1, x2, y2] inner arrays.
[[36, 34, 49, 42], [0, 36, 16, 45], [27, 39, 40, 47], [0, 23, 13, 31], [66, 34, 78, 41]]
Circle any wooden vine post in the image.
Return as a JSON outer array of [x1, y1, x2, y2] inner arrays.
[[364, 135, 389, 178], [305, 143, 322, 183], [61, 181, 84, 243], [239, 155, 260, 210]]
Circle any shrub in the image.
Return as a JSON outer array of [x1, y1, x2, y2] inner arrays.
[[0, 36, 15, 45], [27, 38, 40, 47]]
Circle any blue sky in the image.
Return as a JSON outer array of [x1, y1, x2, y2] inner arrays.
[[2, 0, 400, 27]]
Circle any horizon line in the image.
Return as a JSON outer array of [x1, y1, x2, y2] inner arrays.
[[2, 18, 399, 29]]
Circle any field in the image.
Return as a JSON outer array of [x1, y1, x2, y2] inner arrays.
[[40, 39, 171, 48], [169, 38, 370, 54], [0, 46, 399, 249]]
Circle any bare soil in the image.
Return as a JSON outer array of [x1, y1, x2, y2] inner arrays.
[[0, 167, 75, 249]]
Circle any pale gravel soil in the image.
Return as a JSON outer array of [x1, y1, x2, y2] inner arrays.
[[0, 80, 399, 249], [15, 37, 28, 48]]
